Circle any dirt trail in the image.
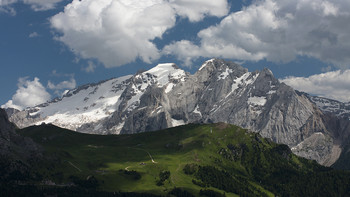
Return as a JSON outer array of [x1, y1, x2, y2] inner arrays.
[[128, 147, 158, 163], [67, 161, 82, 172], [146, 151, 157, 163], [171, 163, 182, 184]]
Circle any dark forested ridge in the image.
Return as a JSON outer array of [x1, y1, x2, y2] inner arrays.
[[1, 120, 350, 196]]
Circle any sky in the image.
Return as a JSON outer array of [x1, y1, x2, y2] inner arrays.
[[1, 0, 350, 110]]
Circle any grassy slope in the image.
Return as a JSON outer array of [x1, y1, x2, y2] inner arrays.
[[18, 123, 350, 196]]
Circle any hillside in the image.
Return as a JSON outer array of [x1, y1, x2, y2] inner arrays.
[[4, 123, 349, 196]]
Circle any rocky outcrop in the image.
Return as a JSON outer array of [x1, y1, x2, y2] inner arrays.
[[0, 108, 41, 159], [7, 109, 43, 129], [0, 108, 42, 183]]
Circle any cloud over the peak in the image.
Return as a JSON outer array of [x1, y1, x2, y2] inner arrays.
[[47, 77, 76, 96], [164, 0, 350, 68], [47, 70, 77, 96], [50, 0, 229, 68], [1, 77, 51, 110], [170, 0, 229, 22], [281, 70, 350, 102]]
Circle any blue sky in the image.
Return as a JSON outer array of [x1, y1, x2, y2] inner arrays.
[[1, 0, 350, 110]]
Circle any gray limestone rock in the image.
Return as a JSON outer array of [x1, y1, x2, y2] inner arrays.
[[0, 108, 42, 160]]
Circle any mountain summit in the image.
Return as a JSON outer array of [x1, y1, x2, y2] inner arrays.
[[5, 59, 350, 166]]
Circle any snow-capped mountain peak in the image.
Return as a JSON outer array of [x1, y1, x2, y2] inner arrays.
[[22, 75, 133, 132], [6, 62, 188, 134], [145, 63, 186, 86]]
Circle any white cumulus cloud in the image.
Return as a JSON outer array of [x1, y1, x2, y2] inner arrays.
[[50, 0, 229, 68], [169, 0, 229, 22], [0, 0, 16, 6], [23, 0, 63, 11], [281, 70, 350, 102], [28, 32, 39, 38], [82, 61, 96, 73], [0, 0, 16, 14], [0, 0, 64, 12], [47, 77, 76, 96], [47, 70, 77, 96], [164, 0, 350, 68], [1, 77, 51, 110]]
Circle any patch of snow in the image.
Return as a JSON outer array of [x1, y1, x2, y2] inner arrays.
[[94, 123, 103, 131], [310, 96, 350, 118], [267, 90, 276, 94], [199, 58, 215, 71], [169, 69, 186, 81], [217, 68, 233, 81], [126, 85, 143, 111], [165, 83, 175, 93], [144, 63, 186, 92], [248, 96, 267, 106], [210, 104, 219, 113], [61, 89, 70, 97], [225, 72, 254, 99], [110, 122, 125, 134], [171, 118, 185, 127], [151, 106, 163, 114], [231, 72, 251, 92], [145, 63, 185, 87], [246, 73, 259, 85], [32, 75, 132, 131], [193, 105, 202, 116], [29, 110, 40, 116]]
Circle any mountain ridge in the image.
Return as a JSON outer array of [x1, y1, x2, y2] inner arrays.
[[4, 58, 350, 166]]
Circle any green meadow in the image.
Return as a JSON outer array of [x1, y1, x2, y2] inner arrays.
[[17, 123, 350, 196]]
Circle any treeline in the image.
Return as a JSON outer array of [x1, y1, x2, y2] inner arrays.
[[181, 138, 350, 197], [156, 170, 170, 186], [184, 163, 350, 197], [0, 184, 161, 197], [194, 165, 268, 197]]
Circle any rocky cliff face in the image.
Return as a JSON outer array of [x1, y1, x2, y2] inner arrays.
[[0, 108, 42, 182], [4, 59, 350, 166], [0, 108, 41, 159]]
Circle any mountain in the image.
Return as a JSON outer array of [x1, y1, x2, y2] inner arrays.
[[299, 92, 350, 119], [0, 108, 41, 159], [7, 63, 187, 134], [10, 123, 350, 196], [0, 108, 42, 184], [5, 59, 350, 166]]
